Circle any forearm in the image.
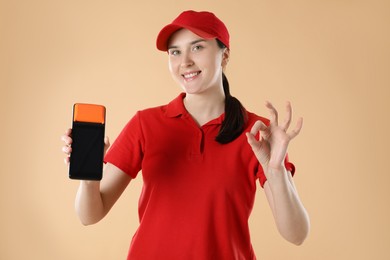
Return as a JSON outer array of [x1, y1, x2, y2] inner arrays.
[[74, 164, 132, 226], [265, 168, 310, 245], [75, 181, 107, 225]]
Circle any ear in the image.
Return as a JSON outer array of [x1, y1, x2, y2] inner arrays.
[[222, 48, 230, 68]]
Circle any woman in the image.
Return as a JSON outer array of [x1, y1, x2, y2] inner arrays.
[[62, 10, 309, 260]]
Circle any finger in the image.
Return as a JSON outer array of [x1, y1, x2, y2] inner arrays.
[[104, 136, 110, 147], [249, 120, 268, 136], [245, 132, 258, 147], [64, 156, 70, 165], [288, 117, 303, 139], [104, 136, 111, 153], [246, 132, 265, 152], [61, 135, 73, 146], [61, 129, 72, 165], [265, 101, 278, 126], [65, 128, 72, 135], [61, 128, 73, 145], [62, 145, 72, 155], [280, 101, 292, 131], [62, 128, 72, 139]]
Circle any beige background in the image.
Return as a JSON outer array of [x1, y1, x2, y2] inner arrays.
[[1, 0, 389, 259]]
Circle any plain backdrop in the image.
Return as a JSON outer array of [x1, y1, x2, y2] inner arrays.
[[1, 0, 389, 259]]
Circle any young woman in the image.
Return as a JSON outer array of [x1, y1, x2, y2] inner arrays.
[[61, 10, 309, 260]]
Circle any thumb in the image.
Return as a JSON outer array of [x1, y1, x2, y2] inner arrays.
[[104, 136, 110, 154]]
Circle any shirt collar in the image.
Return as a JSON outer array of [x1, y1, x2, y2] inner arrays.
[[165, 92, 187, 118], [165, 92, 225, 125]]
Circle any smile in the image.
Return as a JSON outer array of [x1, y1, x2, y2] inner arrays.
[[182, 71, 201, 79]]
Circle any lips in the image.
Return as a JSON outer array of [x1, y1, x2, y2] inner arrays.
[[182, 71, 201, 80]]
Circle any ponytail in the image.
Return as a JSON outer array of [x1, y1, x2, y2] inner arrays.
[[215, 72, 247, 144]]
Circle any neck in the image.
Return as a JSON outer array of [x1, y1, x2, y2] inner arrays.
[[184, 88, 225, 126]]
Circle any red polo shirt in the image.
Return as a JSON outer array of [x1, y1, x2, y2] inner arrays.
[[104, 93, 295, 260]]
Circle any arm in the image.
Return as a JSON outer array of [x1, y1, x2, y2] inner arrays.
[[246, 101, 310, 245], [62, 129, 132, 225], [75, 163, 132, 225], [264, 169, 309, 245]]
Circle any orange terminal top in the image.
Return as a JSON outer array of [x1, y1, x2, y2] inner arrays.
[[73, 103, 105, 124]]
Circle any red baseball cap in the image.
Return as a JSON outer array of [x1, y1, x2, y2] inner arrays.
[[156, 10, 230, 51]]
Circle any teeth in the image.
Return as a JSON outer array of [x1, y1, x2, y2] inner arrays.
[[183, 72, 200, 78]]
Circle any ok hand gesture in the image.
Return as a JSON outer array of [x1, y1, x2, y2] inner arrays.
[[246, 101, 303, 176]]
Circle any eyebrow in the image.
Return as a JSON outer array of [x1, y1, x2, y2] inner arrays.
[[167, 39, 207, 51]]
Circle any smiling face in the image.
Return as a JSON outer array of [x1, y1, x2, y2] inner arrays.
[[167, 29, 229, 95]]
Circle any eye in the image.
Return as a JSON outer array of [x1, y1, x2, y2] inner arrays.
[[168, 49, 180, 56], [192, 45, 204, 52]]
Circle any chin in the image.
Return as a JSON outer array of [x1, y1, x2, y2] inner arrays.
[[181, 85, 202, 94]]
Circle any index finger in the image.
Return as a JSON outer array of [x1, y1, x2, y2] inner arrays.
[[249, 120, 268, 136]]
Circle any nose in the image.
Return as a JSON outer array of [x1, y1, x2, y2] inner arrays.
[[180, 51, 194, 68]]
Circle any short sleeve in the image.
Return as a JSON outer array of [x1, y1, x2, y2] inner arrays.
[[104, 111, 144, 178], [257, 153, 296, 188]]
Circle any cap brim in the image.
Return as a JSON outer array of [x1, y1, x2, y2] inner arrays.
[[156, 24, 216, 51]]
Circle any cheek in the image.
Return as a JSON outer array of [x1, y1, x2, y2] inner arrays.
[[168, 60, 182, 84], [168, 58, 181, 73], [168, 59, 175, 75], [216, 54, 224, 67], [209, 57, 223, 74], [208, 52, 223, 67]]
